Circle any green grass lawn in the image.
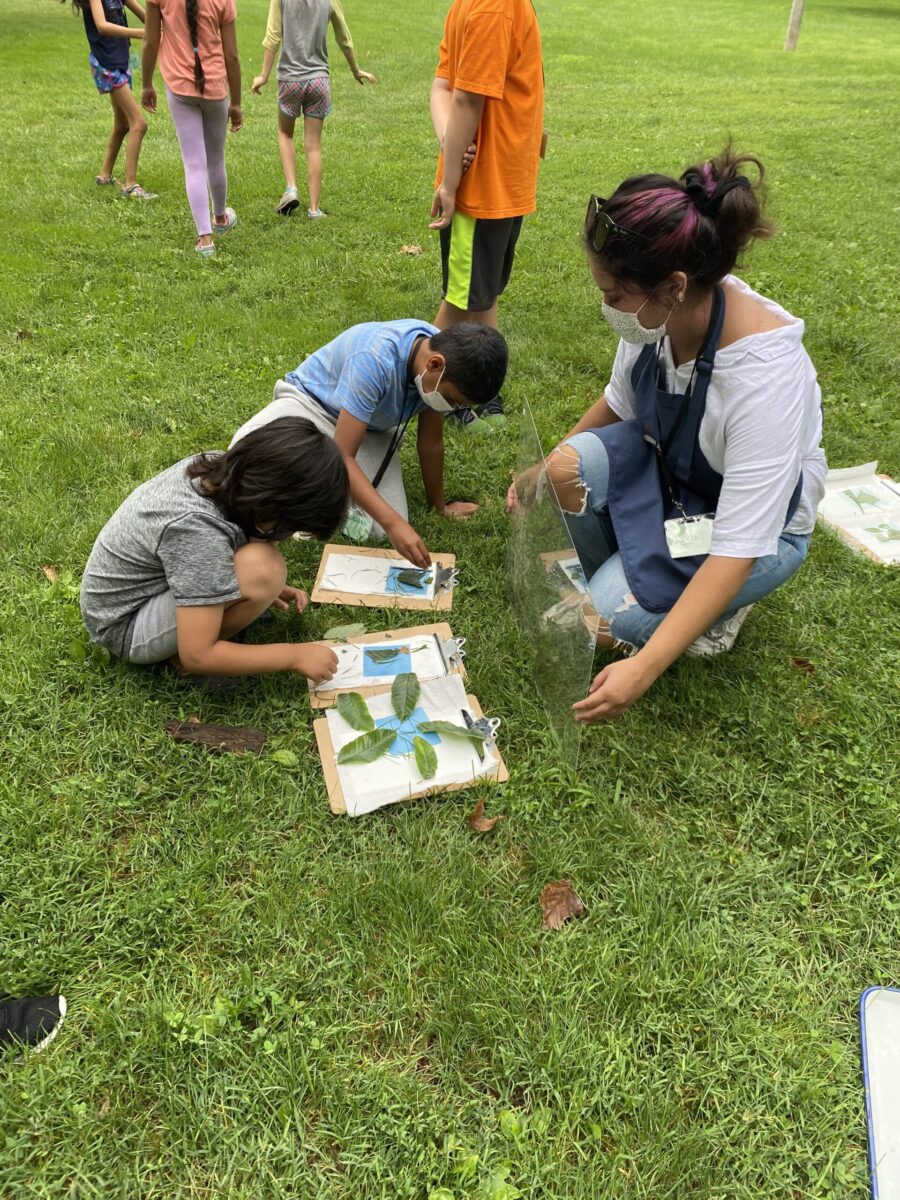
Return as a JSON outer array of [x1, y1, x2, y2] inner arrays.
[[1, 0, 899, 1195]]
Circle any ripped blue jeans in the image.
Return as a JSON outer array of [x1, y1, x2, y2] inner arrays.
[[557, 432, 811, 649]]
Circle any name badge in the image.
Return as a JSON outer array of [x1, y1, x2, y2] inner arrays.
[[664, 514, 714, 559]]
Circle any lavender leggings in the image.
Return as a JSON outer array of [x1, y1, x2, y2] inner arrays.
[[165, 87, 228, 236]]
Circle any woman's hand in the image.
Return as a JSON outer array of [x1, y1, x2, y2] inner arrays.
[[572, 656, 656, 723], [228, 104, 243, 132], [273, 586, 308, 614], [506, 463, 542, 515], [442, 500, 478, 519], [141, 85, 157, 113]]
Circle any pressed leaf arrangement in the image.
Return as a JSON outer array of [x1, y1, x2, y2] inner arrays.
[[335, 673, 487, 780]]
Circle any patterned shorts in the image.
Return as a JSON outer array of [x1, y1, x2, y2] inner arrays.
[[89, 53, 132, 94], [277, 76, 332, 121]]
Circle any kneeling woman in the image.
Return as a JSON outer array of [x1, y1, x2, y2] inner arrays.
[[513, 149, 826, 723]]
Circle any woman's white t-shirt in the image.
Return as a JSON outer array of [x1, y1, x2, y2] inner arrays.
[[603, 275, 827, 559]]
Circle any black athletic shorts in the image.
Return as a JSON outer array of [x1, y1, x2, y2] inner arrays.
[[439, 212, 524, 312]]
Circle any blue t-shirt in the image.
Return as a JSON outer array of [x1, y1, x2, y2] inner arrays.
[[82, 0, 129, 72], [285, 320, 439, 432]]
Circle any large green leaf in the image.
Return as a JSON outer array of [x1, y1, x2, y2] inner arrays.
[[391, 672, 420, 721], [395, 568, 433, 589], [336, 727, 397, 765], [336, 691, 375, 732], [416, 720, 487, 748], [413, 736, 438, 780], [366, 646, 408, 664], [323, 622, 368, 641]]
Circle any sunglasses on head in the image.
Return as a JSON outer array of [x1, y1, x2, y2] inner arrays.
[[585, 194, 645, 254]]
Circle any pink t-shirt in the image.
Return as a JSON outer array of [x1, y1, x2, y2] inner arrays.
[[148, 0, 237, 100]]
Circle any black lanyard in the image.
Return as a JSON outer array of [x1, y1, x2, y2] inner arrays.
[[370, 335, 426, 490]]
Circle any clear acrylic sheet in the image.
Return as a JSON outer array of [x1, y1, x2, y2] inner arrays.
[[506, 401, 598, 763], [861, 987, 900, 1199]]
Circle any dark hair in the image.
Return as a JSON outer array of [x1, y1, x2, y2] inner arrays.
[[186, 0, 206, 95], [188, 417, 349, 541], [65, 0, 86, 13], [430, 324, 508, 408], [587, 147, 774, 292]]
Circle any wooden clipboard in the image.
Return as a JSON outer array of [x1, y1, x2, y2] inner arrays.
[[307, 621, 466, 709], [310, 544, 456, 612], [314, 691, 508, 815]]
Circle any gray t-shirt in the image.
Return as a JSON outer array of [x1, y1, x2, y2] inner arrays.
[[81, 455, 247, 659], [262, 0, 355, 84]]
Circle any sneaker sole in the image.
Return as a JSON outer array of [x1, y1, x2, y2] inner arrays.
[[276, 198, 300, 215], [29, 996, 67, 1055]]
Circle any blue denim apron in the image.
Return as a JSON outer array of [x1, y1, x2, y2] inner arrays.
[[588, 287, 801, 613]]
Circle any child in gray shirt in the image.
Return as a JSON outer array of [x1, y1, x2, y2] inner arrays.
[[81, 417, 348, 683]]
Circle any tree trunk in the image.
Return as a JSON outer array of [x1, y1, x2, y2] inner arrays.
[[785, 0, 805, 49]]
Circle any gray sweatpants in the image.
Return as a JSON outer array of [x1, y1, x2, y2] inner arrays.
[[229, 382, 408, 537]]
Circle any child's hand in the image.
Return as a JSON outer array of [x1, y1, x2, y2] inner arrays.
[[354, 69, 377, 85], [251, 75, 267, 94], [141, 85, 157, 114], [273, 586, 308, 614], [506, 464, 542, 515], [462, 140, 477, 173], [442, 501, 478, 520], [292, 643, 339, 683], [228, 104, 243, 132], [385, 518, 431, 569]]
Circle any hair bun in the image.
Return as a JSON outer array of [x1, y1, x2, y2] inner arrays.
[[684, 169, 752, 219]]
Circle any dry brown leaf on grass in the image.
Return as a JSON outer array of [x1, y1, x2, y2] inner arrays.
[[540, 879, 586, 930], [399, 244, 423, 256], [164, 717, 267, 755], [466, 798, 503, 833], [41, 565, 60, 583], [16, 328, 34, 340], [790, 656, 816, 675]]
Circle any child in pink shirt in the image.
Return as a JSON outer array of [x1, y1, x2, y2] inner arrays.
[[141, 0, 243, 256]]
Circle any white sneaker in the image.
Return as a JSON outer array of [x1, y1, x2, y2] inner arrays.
[[684, 604, 755, 658], [307, 208, 326, 220], [212, 207, 238, 233]]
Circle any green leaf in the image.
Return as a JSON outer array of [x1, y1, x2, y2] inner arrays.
[[499, 1109, 524, 1140], [270, 749, 299, 768], [416, 720, 487, 748], [68, 638, 88, 662], [323, 622, 368, 641], [428, 1190, 456, 1200], [366, 646, 407, 664], [413, 736, 438, 779], [391, 672, 420, 721], [395, 568, 433, 588], [336, 691, 375, 732], [337, 727, 397, 765]]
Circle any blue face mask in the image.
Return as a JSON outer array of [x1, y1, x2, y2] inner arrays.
[[414, 366, 454, 413]]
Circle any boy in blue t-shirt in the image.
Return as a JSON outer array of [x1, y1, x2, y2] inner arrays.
[[231, 320, 507, 567]]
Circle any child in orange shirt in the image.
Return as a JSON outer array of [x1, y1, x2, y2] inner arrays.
[[428, 0, 544, 425]]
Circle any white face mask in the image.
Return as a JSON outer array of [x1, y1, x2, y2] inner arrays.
[[414, 366, 454, 413], [601, 294, 669, 345]]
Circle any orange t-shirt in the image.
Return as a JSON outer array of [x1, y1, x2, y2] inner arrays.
[[148, 0, 237, 101], [434, 0, 544, 221]]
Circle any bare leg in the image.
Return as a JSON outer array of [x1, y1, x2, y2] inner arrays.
[[110, 85, 148, 190], [100, 92, 129, 179], [304, 115, 324, 212], [220, 542, 287, 638], [434, 298, 498, 330], [277, 111, 297, 190], [170, 543, 287, 673]]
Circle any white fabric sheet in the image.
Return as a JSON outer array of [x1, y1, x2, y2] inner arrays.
[[863, 987, 900, 1198], [320, 552, 437, 600], [313, 635, 449, 692], [325, 675, 499, 817]]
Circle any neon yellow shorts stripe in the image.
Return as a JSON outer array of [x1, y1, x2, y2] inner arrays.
[[445, 212, 476, 310]]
